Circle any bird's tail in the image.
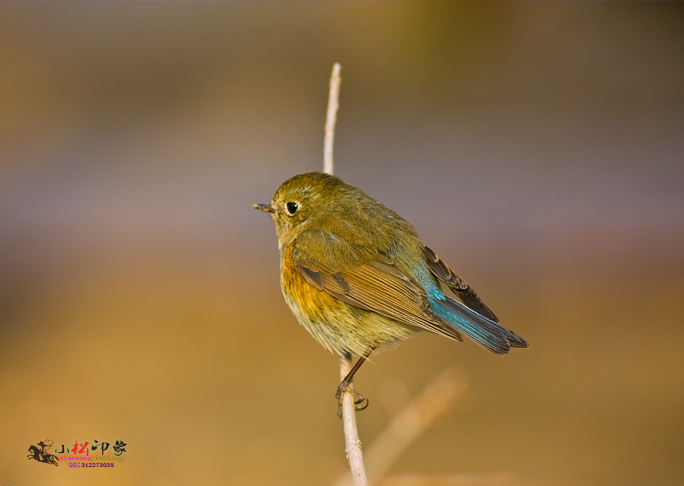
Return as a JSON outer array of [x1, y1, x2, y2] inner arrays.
[[430, 296, 528, 355]]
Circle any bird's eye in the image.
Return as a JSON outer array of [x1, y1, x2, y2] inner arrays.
[[286, 202, 299, 215]]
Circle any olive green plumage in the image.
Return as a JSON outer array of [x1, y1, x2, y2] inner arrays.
[[254, 172, 528, 359]]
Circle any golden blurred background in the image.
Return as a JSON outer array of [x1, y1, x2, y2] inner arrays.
[[1, 3, 683, 485]]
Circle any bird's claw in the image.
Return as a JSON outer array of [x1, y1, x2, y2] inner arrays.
[[336, 383, 369, 417], [354, 395, 369, 411]]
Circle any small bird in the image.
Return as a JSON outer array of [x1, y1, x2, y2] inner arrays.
[[254, 172, 528, 407]]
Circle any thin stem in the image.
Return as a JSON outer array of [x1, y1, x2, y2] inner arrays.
[[339, 353, 369, 486], [364, 368, 467, 485], [323, 62, 368, 486], [324, 63, 341, 176]]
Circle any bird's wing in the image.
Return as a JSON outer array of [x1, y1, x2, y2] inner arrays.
[[293, 251, 464, 343], [423, 246, 500, 322]]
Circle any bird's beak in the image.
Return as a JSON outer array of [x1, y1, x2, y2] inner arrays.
[[252, 203, 275, 214]]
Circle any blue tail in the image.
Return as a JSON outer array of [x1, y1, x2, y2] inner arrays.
[[429, 296, 528, 355]]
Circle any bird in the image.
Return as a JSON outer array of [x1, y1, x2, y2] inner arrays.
[[253, 172, 528, 407]]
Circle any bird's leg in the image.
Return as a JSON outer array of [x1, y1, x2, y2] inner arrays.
[[336, 350, 373, 416]]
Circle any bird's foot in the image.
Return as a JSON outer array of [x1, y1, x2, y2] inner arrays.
[[336, 382, 369, 417]]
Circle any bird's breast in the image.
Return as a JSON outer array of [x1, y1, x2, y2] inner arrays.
[[280, 252, 342, 317]]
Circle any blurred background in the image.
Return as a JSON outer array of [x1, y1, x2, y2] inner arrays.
[[1, 3, 683, 485]]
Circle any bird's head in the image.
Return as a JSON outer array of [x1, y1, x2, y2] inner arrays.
[[252, 172, 356, 249]]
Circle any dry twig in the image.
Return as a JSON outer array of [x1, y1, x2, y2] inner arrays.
[[323, 62, 369, 486], [321, 63, 514, 486], [339, 353, 369, 486], [364, 369, 467, 485], [335, 368, 468, 486], [324, 62, 341, 175]]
